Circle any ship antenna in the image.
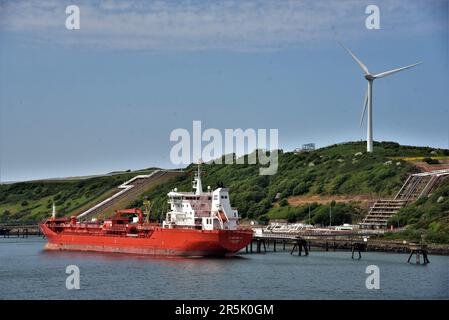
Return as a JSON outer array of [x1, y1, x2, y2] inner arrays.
[[52, 202, 56, 219], [194, 160, 203, 195]]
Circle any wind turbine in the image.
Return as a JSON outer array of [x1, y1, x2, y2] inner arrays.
[[339, 43, 421, 152]]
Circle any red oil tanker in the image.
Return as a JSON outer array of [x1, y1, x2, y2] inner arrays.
[[40, 165, 253, 257]]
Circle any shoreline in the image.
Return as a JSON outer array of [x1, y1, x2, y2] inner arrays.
[[1, 234, 448, 256]]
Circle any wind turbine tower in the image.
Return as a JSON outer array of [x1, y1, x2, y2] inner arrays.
[[340, 43, 421, 153]]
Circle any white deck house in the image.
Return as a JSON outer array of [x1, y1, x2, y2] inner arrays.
[[163, 164, 239, 230]]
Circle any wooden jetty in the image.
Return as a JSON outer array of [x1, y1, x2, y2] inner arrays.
[[246, 230, 429, 263], [247, 234, 368, 258], [245, 234, 311, 255], [0, 224, 41, 238]]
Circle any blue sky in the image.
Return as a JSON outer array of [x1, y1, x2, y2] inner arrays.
[[0, 0, 448, 182]]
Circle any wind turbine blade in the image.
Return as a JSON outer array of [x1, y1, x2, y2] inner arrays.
[[339, 42, 370, 75], [360, 85, 369, 128], [373, 62, 422, 79]]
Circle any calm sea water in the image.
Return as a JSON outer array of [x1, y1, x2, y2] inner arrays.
[[0, 237, 447, 299]]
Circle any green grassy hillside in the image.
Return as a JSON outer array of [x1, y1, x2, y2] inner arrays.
[[1, 141, 448, 243], [0, 169, 155, 222], [134, 141, 448, 224]]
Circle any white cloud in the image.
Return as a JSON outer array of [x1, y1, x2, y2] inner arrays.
[[0, 0, 445, 51]]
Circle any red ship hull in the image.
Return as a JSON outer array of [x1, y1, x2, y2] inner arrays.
[[40, 222, 253, 257]]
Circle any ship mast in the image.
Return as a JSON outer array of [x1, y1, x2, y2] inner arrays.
[[193, 161, 203, 195]]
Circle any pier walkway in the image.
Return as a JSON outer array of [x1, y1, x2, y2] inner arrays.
[[247, 230, 432, 263], [0, 223, 40, 237]]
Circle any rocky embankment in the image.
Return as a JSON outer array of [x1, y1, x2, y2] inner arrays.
[[309, 239, 449, 255]]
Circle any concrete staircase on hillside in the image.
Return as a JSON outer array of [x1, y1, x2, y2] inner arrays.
[[77, 170, 172, 221], [360, 169, 449, 229], [360, 200, 407, 228]]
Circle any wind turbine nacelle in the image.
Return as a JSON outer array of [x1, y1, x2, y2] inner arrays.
[[364, 74, 375, 81]]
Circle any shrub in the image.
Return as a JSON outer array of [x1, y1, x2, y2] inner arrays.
[[293, 183, 309, 196], [422, 157, 439, 165]]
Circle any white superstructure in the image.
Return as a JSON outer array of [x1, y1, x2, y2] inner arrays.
[[163, 163, 240, 230]]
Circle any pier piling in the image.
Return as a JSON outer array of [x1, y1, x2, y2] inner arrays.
[[351, 243, 366, 260], [407, 244, 430, 265], [290, 238, 309, 256]]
